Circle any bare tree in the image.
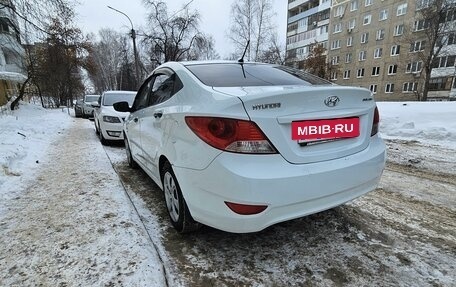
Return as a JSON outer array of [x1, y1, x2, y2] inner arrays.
[[188, 34, 220, 60], [85, 29, 135, 93], [258, 34, 286, 65], [142, 0, 203, 64], [404, 0, 456, 101], [228, 0, 275, 61]]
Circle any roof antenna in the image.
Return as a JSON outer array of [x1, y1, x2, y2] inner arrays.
[[238, 40, 250, 63]]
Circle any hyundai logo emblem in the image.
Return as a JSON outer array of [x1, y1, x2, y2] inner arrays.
[[324, 96, 340, 107]]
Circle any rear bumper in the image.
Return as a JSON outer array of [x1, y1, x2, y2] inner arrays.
[[173, 136, 386, 233]]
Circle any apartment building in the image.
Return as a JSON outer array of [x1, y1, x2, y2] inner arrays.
[[326, 0, 456, 101], [0, 0, 26, 106], [286, 0, 332, 66]]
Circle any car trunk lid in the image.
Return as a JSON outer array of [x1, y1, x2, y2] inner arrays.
[[213, 85, 376, 164]]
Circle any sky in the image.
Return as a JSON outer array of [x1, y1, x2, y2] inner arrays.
[[74, 0, 288, 59]]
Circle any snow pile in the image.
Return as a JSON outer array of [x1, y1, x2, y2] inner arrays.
[[0, 102, 73, 196], [378, 102, 456, 149]]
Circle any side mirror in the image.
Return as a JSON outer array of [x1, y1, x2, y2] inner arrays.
[[113, 101, 131, 112], [91, 101, 100, 108]]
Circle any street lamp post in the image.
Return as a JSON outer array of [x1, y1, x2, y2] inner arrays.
[[107, 6, 140, 88]]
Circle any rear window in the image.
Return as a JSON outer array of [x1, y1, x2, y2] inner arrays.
[[85, 95, 99, 102], [103, 93, 136, 106], [185, 63, 331, 87]]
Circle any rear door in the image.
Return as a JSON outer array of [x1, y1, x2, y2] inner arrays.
[[140, 68, 183, 179]]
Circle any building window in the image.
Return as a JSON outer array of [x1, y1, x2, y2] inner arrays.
[[345, 53, 352, 63], [344, 70, 351, 79], [334, 23, 342, 33], [348, 19, 356, 29], [448, 33, 456, 45], [388, 64, 398, 75], [379, 9, 388, 21], [432, 55, 456, 68], [0, 19, 9, 33], [350, 0, 358, 11], [361, 32, 369, 43], [331, 56, 340, 65], [376, 29, 385, 40], [357, 68, 365, 78], [410, 40, 426, 52], [370, 84, 378, 94], [397, 3, 407, 16], [347, 36, 353, 46], [429, 78, 447, 90], [334, 5, 345, 17], [331, 39, 341, 50], [442, 9, 456, 22], [372, 66, 380, 76], [365, 0, 372, 7], [416, 0, 431, 10], [385, 83, 394, 93], [403, 82, 418, 93], [414, 19, 430, 31], [391, 45, 401, 56], [359, 50, 367, 61], [363, 14, 372, 25], [374, 47, 383, 59], [331, 71, 338, 80], [319, 25, 329, 35], [394, 24, 404, 36], [406, 61, 423, 73]]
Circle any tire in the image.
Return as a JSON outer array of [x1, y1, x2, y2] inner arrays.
[[162, 161, 201, 233], [95, 121, 100, 135], [99, 128, 108, 146], [124, 136, 138, 169]]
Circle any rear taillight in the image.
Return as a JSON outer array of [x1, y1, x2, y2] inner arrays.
[[371, 106, 380, 136], [185, 116, 277, 154], [225, 201, 268, 215]]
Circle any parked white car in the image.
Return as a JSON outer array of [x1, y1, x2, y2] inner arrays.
[[93, 90, 136, 145], [82, 94, 100, 119], [114, 61, 386, 233]]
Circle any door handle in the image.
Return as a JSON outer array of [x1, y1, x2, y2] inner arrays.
[[154, 111, 163, 119], [133, 117, 138, 123]]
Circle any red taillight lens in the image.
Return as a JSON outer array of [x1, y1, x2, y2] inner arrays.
[[371, 106, 380, 136], [185, 116, 277, 154], [225, 201, 268, 215]]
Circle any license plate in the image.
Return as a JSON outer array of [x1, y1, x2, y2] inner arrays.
[[291, 117, 360, 141]]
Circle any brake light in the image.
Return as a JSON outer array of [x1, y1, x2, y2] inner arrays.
[[225, 202, 268, 215], [371, 106, 380, 136], [185, 117, 277, 154]]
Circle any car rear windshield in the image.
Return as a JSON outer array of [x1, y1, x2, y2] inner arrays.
[[185, 63, 331, 87], [85, 95, 99, 102], [103, 93, 136, 106]]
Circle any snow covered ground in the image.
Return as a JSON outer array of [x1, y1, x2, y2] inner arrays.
[[377, 101, 456, 149], [0, 101, 455, 286]]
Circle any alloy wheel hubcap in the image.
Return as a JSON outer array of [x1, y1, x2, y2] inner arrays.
[[164, 172, 180, 222]]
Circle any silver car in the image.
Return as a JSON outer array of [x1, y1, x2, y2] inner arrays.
[[83, 94, 100, 119]]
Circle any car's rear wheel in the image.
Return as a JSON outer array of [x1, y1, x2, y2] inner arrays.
[[124, 136, 138, 169], [162, 161, 201, 233]]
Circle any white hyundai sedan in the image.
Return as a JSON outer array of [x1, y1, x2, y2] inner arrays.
[[113, 61, 386, 233], [93, 90, 136, 145]]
